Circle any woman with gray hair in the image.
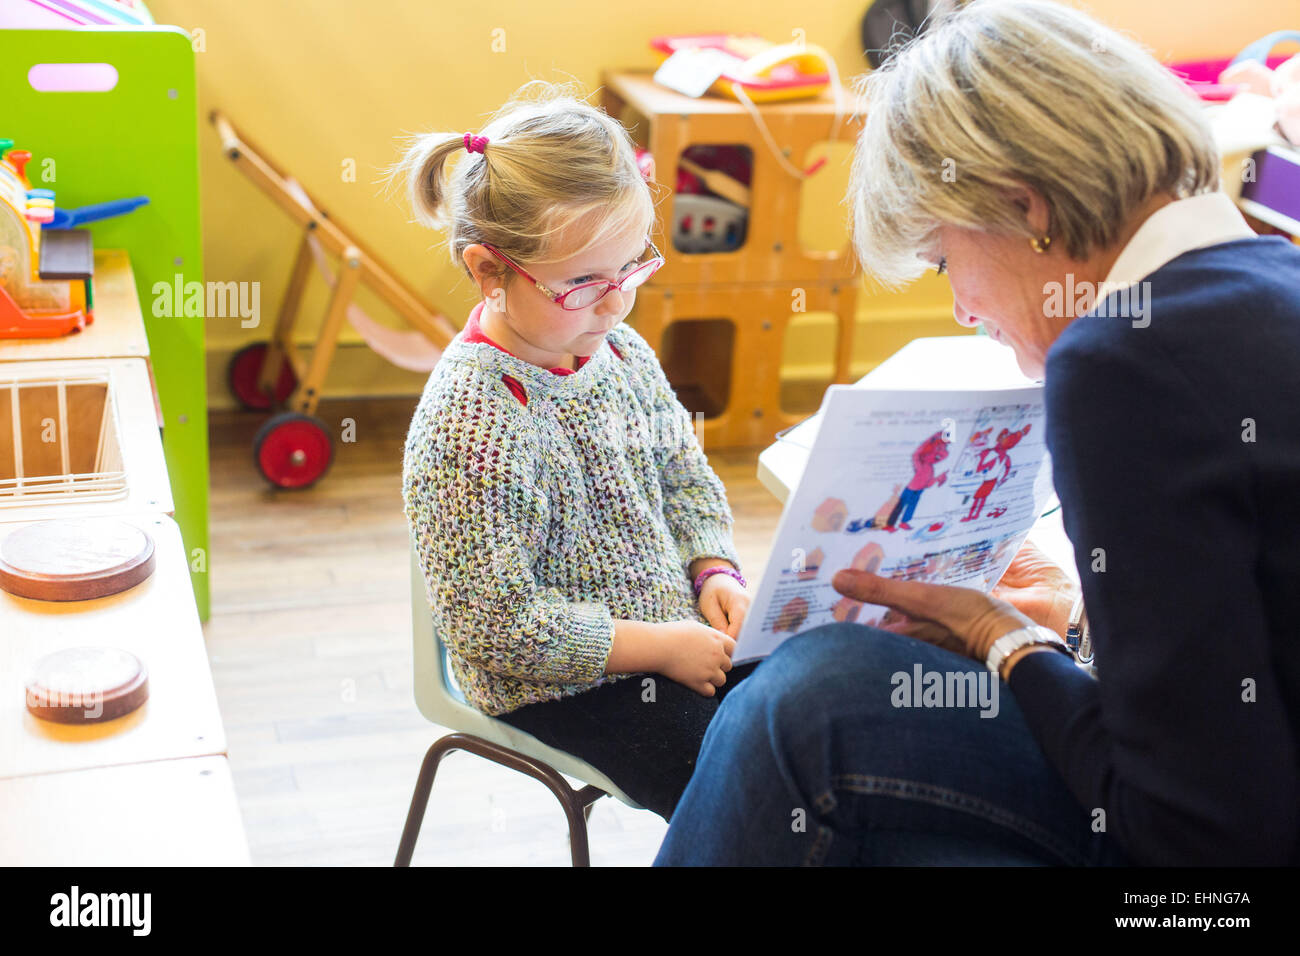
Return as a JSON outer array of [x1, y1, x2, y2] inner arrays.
[[656, 0, 1300, 866]]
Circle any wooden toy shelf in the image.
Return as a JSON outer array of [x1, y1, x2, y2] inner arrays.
[[601, 71, 867, 449], [633, 281, 858, 448], [601, 70, 865, 285]]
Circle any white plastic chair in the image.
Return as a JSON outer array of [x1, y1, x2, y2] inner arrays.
[[395, 536, 644, 866]]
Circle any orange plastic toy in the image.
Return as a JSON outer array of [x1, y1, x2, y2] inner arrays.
[[0, 139, 92, 338]]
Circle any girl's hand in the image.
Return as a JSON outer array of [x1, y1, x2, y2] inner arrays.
[[831, 569, 1033, 663], [656, 621, 736, 696], [990, 539, 1078, 639], [698, 575, 750, 640]]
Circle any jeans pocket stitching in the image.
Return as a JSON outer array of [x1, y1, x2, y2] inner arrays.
[[803, 790, 838, 865], [829, 773, 1087, 865]]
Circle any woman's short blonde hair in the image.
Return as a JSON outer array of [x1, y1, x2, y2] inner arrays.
[[848, 0, 1220, 287], [385, 80, 658, 282]]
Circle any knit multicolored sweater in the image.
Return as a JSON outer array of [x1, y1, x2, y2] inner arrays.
[[402, 308, 742, 716]]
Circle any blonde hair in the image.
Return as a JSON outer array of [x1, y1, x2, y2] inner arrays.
[[385, 80, 658, 284], [848, 0, 1220, 287]]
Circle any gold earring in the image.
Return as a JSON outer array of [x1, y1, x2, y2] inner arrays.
[[1029, 235, 1052, 254]]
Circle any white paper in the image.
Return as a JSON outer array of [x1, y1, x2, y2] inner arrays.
[[653, 48, 734, 99], [735, 384, 1055, 663]]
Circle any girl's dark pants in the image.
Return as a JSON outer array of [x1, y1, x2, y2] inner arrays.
[[497, 661, 762, 820]]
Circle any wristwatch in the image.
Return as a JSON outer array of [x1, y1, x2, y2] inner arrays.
[[1065, 593, 1094, 665], [985, 625, 1072, 678]]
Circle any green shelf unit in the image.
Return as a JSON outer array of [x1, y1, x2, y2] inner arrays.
[[1, 26, 210, 619]]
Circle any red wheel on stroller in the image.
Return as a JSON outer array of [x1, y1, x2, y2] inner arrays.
[[228, 342, 297, 411], [253, 412, 333, 489]]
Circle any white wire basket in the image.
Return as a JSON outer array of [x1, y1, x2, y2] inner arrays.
[[0, 366, 129, 508]]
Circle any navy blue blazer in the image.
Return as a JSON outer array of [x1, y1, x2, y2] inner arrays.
[[1010, 236, 1300, 865]]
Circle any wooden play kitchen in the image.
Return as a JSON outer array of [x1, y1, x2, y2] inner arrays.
[[1, 26, 212, 622], [0, 251, 248, 864], [0, 119, 247, 862], [0, 26, 245, 863], [602, 70, 866, 448]]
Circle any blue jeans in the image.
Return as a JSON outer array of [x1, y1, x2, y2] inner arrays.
[[887, 486, 922, 527], [654, 623, 1130, 866]]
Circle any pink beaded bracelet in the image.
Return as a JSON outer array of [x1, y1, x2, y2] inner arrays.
[[693, 565, 747, 596]]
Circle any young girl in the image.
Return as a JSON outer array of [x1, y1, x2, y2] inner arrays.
[[391, 82, 755, 820]]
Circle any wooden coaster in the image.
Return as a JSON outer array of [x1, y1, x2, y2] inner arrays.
[[0, 518, 155, 601], [25, 646, 149, 724]]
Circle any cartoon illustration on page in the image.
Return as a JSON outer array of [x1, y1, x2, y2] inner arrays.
[[736, 387, 1054, 664]]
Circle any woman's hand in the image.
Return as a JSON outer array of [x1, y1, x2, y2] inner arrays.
[[698, 574, 750, 640], [990, 539, 1078, 639], [831, 568, 1033, 663]]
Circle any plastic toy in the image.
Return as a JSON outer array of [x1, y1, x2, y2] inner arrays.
[[45, 195, 149, 229], [0, 138, 92, 338], [673, 194, 747, 253], [650, 34, 846, 181], [650, 34, 832, 103], [1167, 29, 1299, 105], [3, 0, 153, 29], [670, 145, 752, 252], [1219, 31, 1300, 147]]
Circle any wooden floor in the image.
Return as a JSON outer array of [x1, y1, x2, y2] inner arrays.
[[204, 395, 789, 866]]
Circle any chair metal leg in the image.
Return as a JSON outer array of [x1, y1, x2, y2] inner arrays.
[[394, 734, 463, 866], [567, 784, 607, 866], [394, 733, 611, 867], [582, 788, 604, 823]]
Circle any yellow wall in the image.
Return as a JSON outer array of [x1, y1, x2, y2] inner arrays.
[[144, 0, 1299, 407]]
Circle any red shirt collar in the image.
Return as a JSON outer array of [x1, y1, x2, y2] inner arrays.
[[463, 300, 590, 375]]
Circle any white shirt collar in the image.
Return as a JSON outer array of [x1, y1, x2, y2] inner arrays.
[[1101, 191, 1256, 291]]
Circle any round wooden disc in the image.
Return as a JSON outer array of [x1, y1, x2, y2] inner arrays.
[[0, 519, 155, 601], [25, 646, 149, 724]]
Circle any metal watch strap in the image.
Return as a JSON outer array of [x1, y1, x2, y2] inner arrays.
[[985, 624, 1071, 676], [1065, 593, 1094, 665], [1065, 593, 1085, 653]]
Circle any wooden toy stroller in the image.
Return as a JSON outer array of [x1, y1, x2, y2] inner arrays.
[[210, 111, 458, 489]]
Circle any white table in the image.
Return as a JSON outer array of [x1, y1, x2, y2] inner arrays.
[[0, 756, 249, 866], [756, 335, 1080, 584]]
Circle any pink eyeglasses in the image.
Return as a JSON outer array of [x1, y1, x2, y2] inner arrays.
[[482, 238, 665, 311]]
